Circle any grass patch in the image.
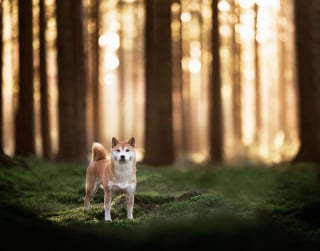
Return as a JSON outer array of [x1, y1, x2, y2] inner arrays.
[[1, 158, 320, 249]]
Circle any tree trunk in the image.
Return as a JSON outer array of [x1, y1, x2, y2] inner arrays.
[[143, 0, 175, 166], [39, 0, 52, 159], [171, 0, 186, 159], [91, 0, 100, 142], [86, 0, 100, 144], [231, 1, 242, 146], [0, 0, 3, 149], [56, 0, 88, 162], [15, 0, 35, 156], [292, 0, 320, 164], [254, 3, 261, 147], [209, 0, 223, 164]]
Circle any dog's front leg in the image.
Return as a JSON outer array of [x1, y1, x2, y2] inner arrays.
[[104, 189, 112, 221], [126, 192, 134, 219]]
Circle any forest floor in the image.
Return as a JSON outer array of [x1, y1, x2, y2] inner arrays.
[[1, 158, 320, 250]]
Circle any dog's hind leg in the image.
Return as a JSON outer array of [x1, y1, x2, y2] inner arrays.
[[84, 180, 99, 213]]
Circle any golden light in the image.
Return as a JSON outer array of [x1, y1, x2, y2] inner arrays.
[[171, 2, 180, 13], [188, 59, 201, 74], [181, 12, 192, 22], [190, 41, 201, 58], [0, 0, 298, 165], [135, 147, 145, 162], [181, 56, 190, 72], [171, 20, 181, 34], [190, 153, 207, 164], [218, 1, 231, 12], [239, 0, 255, 9], [217, 0, 298, 164], [202, 6, 212, 19], [98, 0, 145, 158], [104, 53, 119, 71], [98, 32, 120, 50], [236, 24, 255, 40], [220, 25, 232, 37], [256, 0, 280, 9]]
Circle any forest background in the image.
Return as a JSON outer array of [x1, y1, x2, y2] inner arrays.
[[1, 0, 319, 167]]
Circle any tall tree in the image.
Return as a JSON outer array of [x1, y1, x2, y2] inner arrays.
[[15, 0, 35, 156], [0, 0, 10, 165], [0, 0, 3, 150], [86, 0, 100, 145], [254, 3, 261, 148], [143, 0, 175, 166], [209, 0, 223, 164], [231, 1, 242, 147], [171, 0, 186, 157], [39, 0, 52, 159], [292, 0, 320, 164], [0, 2, 13, 165], [56, 0, 88, 162]]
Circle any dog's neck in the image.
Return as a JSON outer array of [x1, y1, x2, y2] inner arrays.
[[110, 159, 136, 181]]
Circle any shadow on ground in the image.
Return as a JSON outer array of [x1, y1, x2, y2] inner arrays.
[[1, 202, 319, 251]]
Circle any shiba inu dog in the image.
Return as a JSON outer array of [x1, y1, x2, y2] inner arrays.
[[84, 137, 136, 221]]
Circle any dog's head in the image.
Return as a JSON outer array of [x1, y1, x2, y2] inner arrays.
[[111, 137, 136, 163]]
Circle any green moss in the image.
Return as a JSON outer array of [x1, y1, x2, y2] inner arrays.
[[1, 158, 320, 249]]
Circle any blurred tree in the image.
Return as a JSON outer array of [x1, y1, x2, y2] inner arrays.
[[143, 0, 175, 166], [87, 0, 101, 143], [0, 2, 13, 165], [254, 3, 261, 147], [171, 0, 186, 157], [209, 0, 223, 164], [56, 0, 88, 162], [15, 0, 35, 156], [293, 0, 320, 164], [231, 0, 242, 147], [0, 0, 2, 150], [39, 0, 52, 159]]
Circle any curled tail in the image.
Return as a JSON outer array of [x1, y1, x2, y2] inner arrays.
[[92, 142, 108, 161]]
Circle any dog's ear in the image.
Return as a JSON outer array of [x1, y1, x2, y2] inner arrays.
[[112, 137, 119, 147], [128, 137, 135, 147]]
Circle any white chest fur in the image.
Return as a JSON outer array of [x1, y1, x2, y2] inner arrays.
[[108, 162, 136, 193]]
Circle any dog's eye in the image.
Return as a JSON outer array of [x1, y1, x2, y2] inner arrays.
[[116, 149, 121, 152], [125, 149, 130, 152]]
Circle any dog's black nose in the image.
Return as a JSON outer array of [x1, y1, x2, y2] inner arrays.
[[120, 155, 125, 160]]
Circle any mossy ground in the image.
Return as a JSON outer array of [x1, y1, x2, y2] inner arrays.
[[1, 158, 320, 250]]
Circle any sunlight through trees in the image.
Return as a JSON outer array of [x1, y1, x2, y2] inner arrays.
[[0, 0, 307, 165]]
